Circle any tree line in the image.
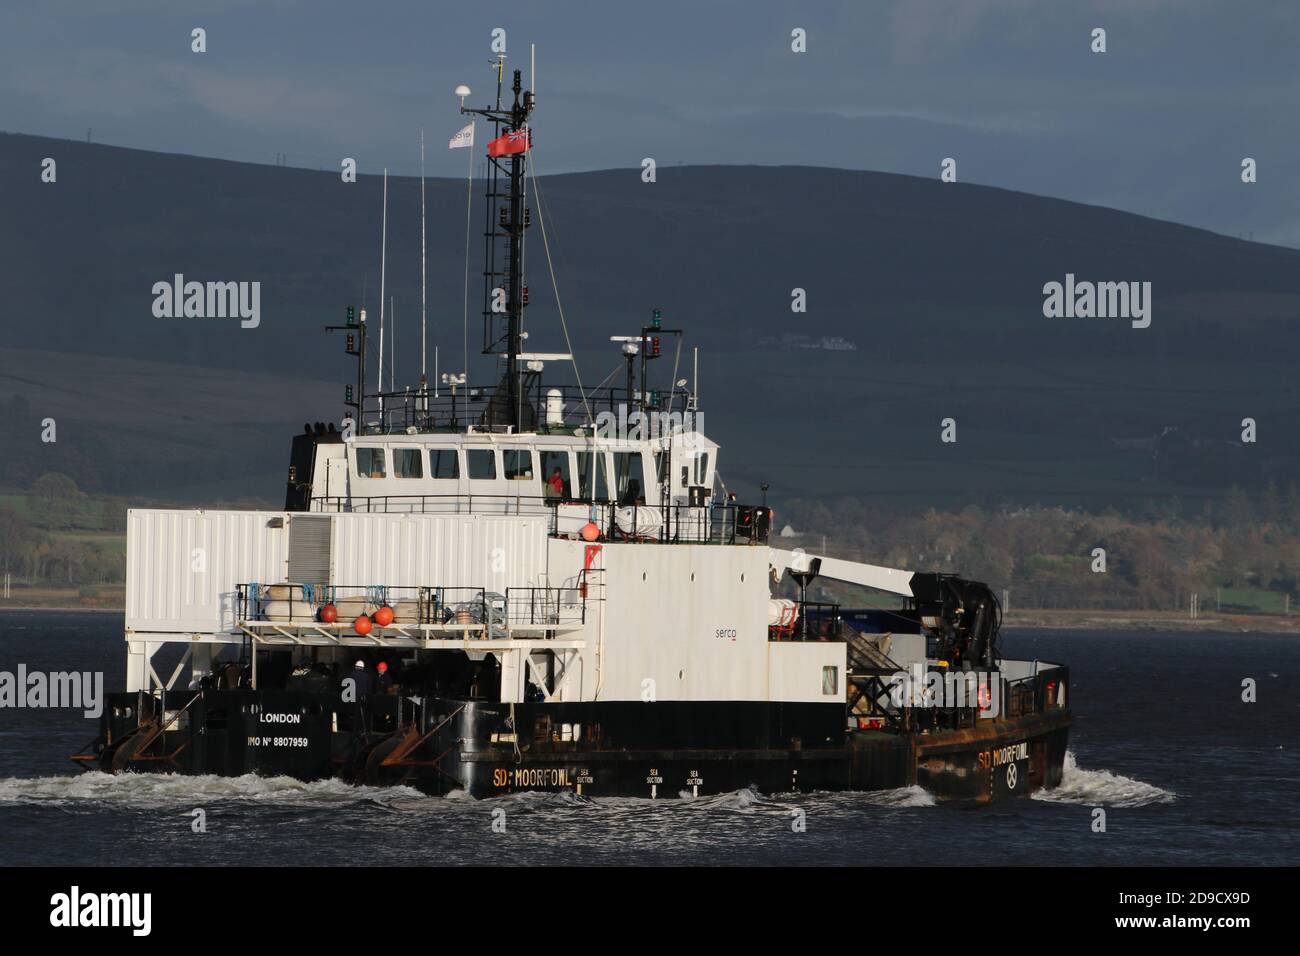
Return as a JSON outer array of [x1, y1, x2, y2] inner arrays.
[[782, 484, 1300, 612], [0, 473, 125, 590]]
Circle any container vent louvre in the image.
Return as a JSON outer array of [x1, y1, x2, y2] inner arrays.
[[287, 515, 332, 588]]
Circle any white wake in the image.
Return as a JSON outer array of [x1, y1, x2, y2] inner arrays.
[[0, 772, 422, 809], [1032, 751, 1175, 808]]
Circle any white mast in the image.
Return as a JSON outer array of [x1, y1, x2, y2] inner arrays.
[[420, 128, 427, 388], [693, 346, 699, 406], [378, 168, 388, 409], [462, 124, 474, 396]]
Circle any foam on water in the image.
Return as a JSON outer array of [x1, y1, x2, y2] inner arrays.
[[853, 784, 937, 808], [669, 786, 779, 812], [0, 772, 422, 810], [0, 755, 1160, 815], [648, 785, 933, 811], [489, 788, 594, 809], [1032, 751, 1176, 808]]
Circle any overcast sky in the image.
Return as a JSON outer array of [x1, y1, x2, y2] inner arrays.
[[3, 0, 1298, 244]]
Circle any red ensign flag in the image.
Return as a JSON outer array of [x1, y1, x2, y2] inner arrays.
[[487, 128, 532, 157]]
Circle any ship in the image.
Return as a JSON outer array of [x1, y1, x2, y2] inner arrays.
[[73, 58, 1071, 802]]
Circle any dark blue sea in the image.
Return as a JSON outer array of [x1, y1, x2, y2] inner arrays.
[[0, 611, 1295, 866]]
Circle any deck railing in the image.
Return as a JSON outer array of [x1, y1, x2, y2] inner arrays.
[[306, 494, 772, 546], [358, 382, 693, 436], [769, 601, 842, 642], [234, 582, 589, 629], [1004, 665, 1070, 719]]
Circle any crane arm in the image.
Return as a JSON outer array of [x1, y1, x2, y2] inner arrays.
[[768, 548, 914, 597]]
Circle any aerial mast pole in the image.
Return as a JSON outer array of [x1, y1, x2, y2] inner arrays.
[[377, 168, 388, 422], [459, 61, 534, 432], [419, 128, 428, 416]]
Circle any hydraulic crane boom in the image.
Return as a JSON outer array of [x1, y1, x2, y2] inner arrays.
[[769, 548, 913, 597], [769, 548, 1002, 668]]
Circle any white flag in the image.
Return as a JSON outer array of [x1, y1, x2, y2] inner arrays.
[[448, 123, 474, 149]]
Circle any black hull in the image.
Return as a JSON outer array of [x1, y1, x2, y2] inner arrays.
[[86, 690, 1070, 802]]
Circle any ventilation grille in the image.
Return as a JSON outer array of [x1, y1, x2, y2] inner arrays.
[[287, 515, 332, 589]]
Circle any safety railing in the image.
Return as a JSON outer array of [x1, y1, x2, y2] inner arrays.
[[1005, 665, 1069, 719], [234, 583, 586, 632], [504, 586, 587, 626], [309, 492, 555, 517], [358, 383, 693, 436], [236, 583, 485, 626], [307, 493, 772, 546], [601, 502, 772, 545]]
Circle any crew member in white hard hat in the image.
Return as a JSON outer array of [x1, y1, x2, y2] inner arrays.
[[347, 659, 374, 699]]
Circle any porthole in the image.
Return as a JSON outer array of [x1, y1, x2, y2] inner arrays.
[[642, 571, 647, 581]]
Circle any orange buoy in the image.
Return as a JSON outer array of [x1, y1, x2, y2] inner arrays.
[[580, 521, 600, 542], [353, 614, 373, 635], [373, 605, 394, 627], [319, 603, 338, 624]]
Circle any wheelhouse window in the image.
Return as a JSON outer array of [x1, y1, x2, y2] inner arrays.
[[429, 448, 459, 480], [681, 452, 709, 489], [503, 449, 535, 480], [541, 450, 572, 499], [355, 447, 386, 479], [613, 452, 646, 505], [695, 452, 710, 486], [466, 449, 497, 480], [392, 448, 423, 479], [577, 451, 610, 502]]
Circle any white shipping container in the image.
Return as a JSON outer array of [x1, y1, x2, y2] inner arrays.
[[330, 512, 550, 596], [126, 509, 551, 635], [126, 509, 289, 634]]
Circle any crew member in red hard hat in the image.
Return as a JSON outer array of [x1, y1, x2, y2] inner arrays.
[[375, 660, 393, 693]]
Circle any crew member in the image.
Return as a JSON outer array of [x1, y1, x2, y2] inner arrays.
[[547, 467, 565, 498], [348, 659, 374, 699], [376, 660, 393, 694]]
